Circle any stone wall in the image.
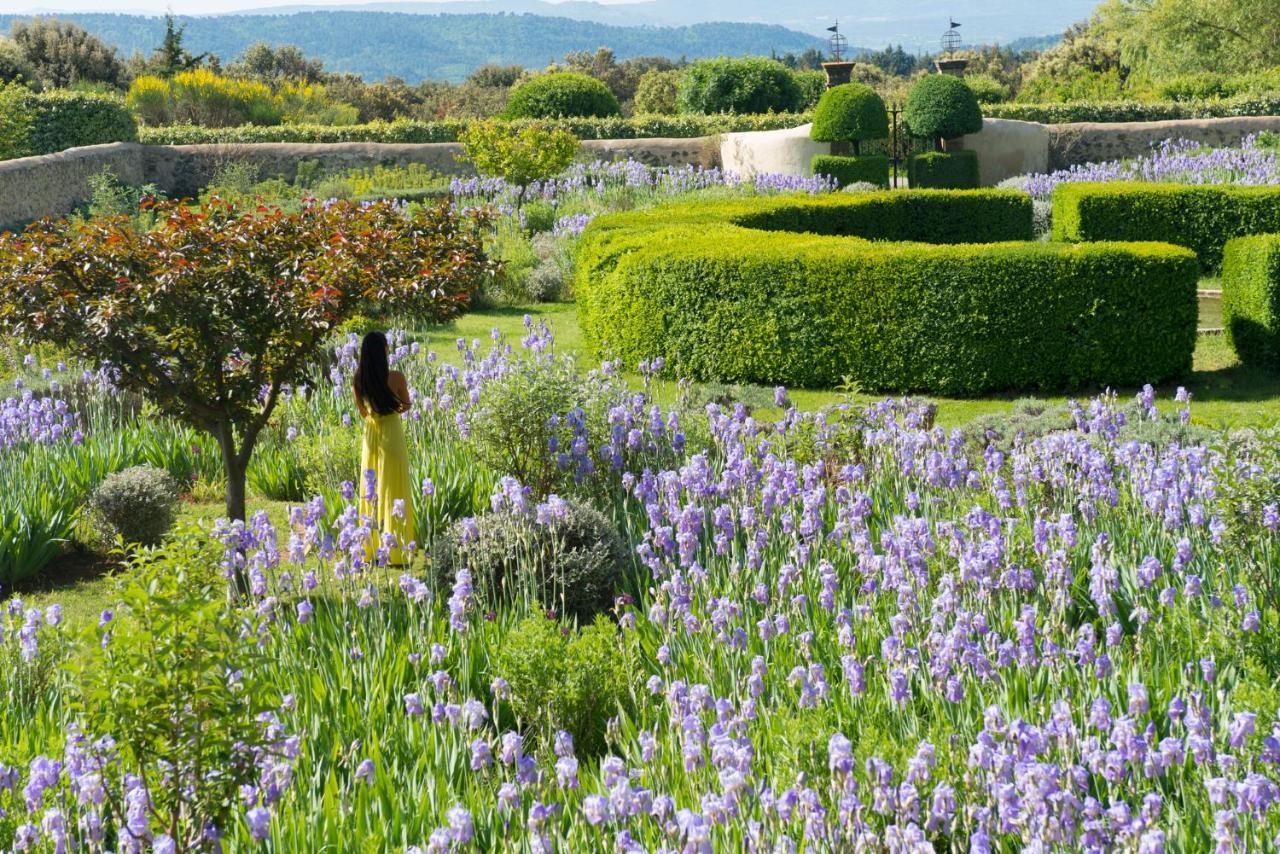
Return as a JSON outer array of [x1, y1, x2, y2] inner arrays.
[[1047, 116, 1280, 170], [0, 143, 145, 230], [0, 137, 720, 230]]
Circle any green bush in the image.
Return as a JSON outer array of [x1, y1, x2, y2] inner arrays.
[[432, 497, 627, 621], [633, 68, 681, 114], [1223, 234, 1280, 371], [810, 154, 889, 189], [87, 465, 179, 547], [964, 74, 1012, 104], [810, 84, 889, 154], [1052, 182, 1280, 272], [677, 57, 802, 115], [0, 86, 137, 160], [503, 72, 621, 120], [793, 70, 827, 111], [576, 191, 1198, 394], [985, 93, 1280, 124], [908, 150, 980, 189], [496, 615, 632, 756], [904, 74, 983, 145]]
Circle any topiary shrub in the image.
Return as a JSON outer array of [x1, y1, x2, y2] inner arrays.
[[576, 191, 1198, 394], [87, 465, 180, 547], [432, 497, 627, 621], [908, 149, 980, 189], [496, 614, 632, 756], [810, 154, 889, 189], [904, 73, 984, 150], [1222, 234, 1280, 371], [810, 83, 889, 155], [676, 57, 802, 115], [1053, 182, 1280, 273], [503, 72, 621, 120]]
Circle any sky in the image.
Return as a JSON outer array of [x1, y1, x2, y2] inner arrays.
[[0, 0, 626, 12]]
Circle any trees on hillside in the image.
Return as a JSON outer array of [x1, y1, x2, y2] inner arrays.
[[9, 19, 124, 89]]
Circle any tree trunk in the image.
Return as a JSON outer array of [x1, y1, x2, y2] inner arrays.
[[214, 422, 248, 522]]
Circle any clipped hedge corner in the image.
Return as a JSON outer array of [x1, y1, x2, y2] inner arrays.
[[909, 150, 980, 189], [1052, 182, 1280, 273], [810, 154, 889, 189], [1223, 234, 1280, 371], [575, 190, 1198, 395]]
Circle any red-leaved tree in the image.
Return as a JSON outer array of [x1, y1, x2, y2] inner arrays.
[[0, 196, 496, 520]]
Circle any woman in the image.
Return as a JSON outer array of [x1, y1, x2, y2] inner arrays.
[[353, 331, 415, 566]]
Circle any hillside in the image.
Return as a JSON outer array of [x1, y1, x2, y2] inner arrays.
[[0, 12, 828, 83]]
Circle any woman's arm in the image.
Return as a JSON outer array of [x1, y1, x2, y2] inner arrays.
[[388, 371, 412, 413], [352, 380, 367, 419]]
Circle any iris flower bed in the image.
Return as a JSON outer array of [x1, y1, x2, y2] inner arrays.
[[4, 321, 1280, 851]]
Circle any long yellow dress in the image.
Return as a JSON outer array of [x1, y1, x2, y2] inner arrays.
[[359, 410, 415, 566]]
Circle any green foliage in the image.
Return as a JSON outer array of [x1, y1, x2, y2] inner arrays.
[[1052, 182, 1280, 272], [809, 83, 889, 149], [0, 85, 136, 160], [964, 73, 1012, 104], [247, 440, 309, 501], [0, 38, 34, 85], [677, 57, 802, 115], [810, 154, 889, 189], [495, 615, 633, 756], [9, 18, 125, 89], [135, 112, 812, 145], [296, 428, 360, 496], [986, 93, 1280, 123], [792, 70, 827, 111], [86, 464, 179, 547], [576, 191, 1199, 393], [904, 74, 984, 144], [433, 498, 628, 621], [908, 150, 980, 189], [0, 197, 494, 519], [71, 537, 280, 850], [459, 120, 579, 191], [633, 68, 681, 114], [503, 72, 621, 120], [1222, 234, 1280, 371]]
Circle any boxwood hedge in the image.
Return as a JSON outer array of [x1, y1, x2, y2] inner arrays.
[[908, 150, 980, 189], [0, 88, 136, 160], [576, 191, 1198, 394], [1222, 234, 1280, 370], [810, 154, 889, 189], [1053, 182, 1280, 273]]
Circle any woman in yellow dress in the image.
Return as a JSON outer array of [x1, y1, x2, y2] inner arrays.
[[352, 331, 415, 567]]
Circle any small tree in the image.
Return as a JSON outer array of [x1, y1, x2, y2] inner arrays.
[[459, 120, 579, 206], [810, 83, 889, 156], [904, 73, 984, 151], [0, 197, 496, 521]]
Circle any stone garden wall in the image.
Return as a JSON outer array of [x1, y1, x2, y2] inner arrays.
[[1045, 116, 1280, 170], [0, 137, 720, 230]]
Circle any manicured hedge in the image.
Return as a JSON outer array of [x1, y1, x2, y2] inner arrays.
[[136, 113, 813, 146], [986, 93, 1280, 124], [0, 88, 136, 160], [810, 154, 889, 189], [1053, 182, 1280, 272], [908, 150, 980, 189], [1222, 234, 1280, 371], [576, 191, 1197, 394]]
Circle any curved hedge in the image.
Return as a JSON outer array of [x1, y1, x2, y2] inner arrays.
[[503, 72, 621, 120], [1053, 182, 1280, 272], [576, 191, 1198, 394]]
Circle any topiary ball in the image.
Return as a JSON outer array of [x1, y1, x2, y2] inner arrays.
[[88, 465, 180, 547], [432, 497, 627, 621], [904, 74, 984, 143], [810, 83, 889, 144], [502, 72, 621, 120]]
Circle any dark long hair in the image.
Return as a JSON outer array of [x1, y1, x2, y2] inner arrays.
[[355, 331, 401, 416]]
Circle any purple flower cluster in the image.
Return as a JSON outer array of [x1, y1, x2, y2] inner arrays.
[[0, 392, 82, 450], [1020, 135, 1280, 200]]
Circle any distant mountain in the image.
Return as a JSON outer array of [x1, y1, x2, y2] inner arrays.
[[0, 11, 828, 83], [227, 0, 1099, 51]]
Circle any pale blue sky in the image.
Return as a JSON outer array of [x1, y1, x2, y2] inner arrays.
[[1, 0, 625, 12]]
